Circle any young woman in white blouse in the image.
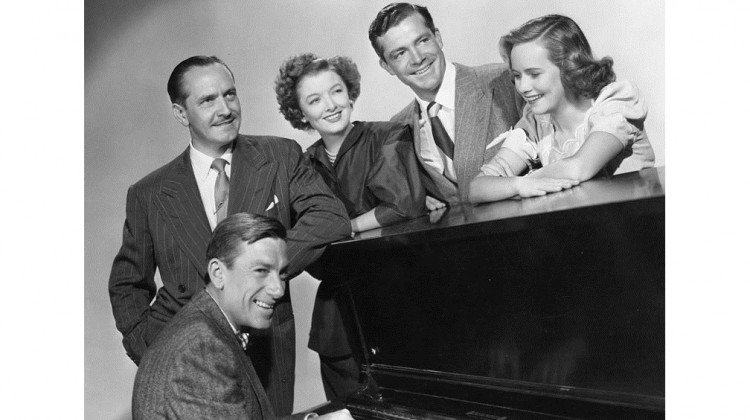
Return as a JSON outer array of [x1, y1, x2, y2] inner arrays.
[[470, 14, 655, 204]]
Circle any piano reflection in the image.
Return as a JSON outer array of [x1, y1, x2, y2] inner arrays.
[[316, 167, 665, 419]]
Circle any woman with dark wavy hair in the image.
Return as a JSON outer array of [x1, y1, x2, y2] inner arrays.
[[275, 53, 427, 401], [470, 15, 654, 204], [275, 53, 426, 234]]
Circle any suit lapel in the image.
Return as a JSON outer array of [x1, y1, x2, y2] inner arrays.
[[408, 100, 424, 158], [454, 64, 491, 196], [155, 148, 212, 275], [195, 291, 275, 419], [229, 136, 279, 218]]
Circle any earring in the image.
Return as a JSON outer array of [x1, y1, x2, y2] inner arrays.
[[301, 118, 307, 123]]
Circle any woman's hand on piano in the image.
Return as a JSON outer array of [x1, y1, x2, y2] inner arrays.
[[317, 408, 353, 420], [515, 177, 579, 198]]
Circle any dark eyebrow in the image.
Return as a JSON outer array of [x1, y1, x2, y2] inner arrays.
[[197, 92, 218, 103], [223, 87, 237, 96], [389, 47, 405, 57], [248, 259, 272, 270], [522, 67, 543, 74]]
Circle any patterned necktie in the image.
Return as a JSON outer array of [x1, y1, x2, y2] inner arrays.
[[427, 101, 455, 159], [236, 331, 250, 350], [211, 158, 229, 224]]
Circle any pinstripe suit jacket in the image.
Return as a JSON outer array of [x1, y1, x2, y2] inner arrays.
[[110, 134, 350, 412], [391, 63, 524, 204], [132, 290, 304, 420]]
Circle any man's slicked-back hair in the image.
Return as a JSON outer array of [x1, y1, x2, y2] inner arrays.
[[368, 2, 436, 61], [167, 55, 235, 106], [204, 213, 287, 280]]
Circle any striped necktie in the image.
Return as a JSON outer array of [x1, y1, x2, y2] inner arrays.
[[427, 101, 455, 159], [211, 158, 229, 224]]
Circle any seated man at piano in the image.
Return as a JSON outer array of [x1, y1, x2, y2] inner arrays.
[[132, 213, 352, 420], [469, 15, 655, 204]]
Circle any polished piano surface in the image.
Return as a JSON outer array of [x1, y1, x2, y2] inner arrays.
[[320, 167, 665, 419]]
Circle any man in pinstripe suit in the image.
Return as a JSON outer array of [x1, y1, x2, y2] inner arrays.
[[109, 55, 351, 415]]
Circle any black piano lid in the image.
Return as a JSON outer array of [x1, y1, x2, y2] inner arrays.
[[325, 167, 665, 419]]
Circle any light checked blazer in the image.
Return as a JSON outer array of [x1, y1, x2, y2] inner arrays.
[[391, 63, 524, 203]]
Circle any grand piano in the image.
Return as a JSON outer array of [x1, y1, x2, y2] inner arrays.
[[317, 167, 665, 419]]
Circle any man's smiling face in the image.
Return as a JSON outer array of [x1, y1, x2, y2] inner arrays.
[[215, 237, 288, 330], [173, 63, 242, 155], [377, 13, 446, 102]]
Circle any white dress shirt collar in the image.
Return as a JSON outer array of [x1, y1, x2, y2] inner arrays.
[[207, 290, 251, 350], [416, 62, 456, 112], [207, 291, 240, 335], [189, 142, 234, 181]]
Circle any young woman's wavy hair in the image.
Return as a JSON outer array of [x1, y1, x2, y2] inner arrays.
[[500, 15, 615, 99]]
